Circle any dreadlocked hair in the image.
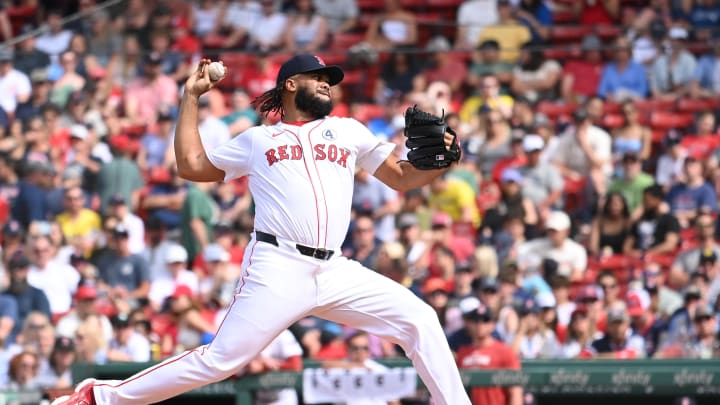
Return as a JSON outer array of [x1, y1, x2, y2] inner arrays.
[[251, 85, 284, 118]]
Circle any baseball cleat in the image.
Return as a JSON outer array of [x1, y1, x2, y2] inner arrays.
[[51, 378, 97, 405]]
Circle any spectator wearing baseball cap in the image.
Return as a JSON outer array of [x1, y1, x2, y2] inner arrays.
[[124, 49, 178, 126], [561, 34, 604, 101], [670, 214, 720, 290], [517, 211, 587, 281], [148, 244, 199, 311], [511, 295, 560, 359], [590, 304, 646, 359], [4, 252, 51, 343], [55, 283, 114, 346], [650, 26, 696, 99], [687, 306, 718, 359], [168, 284, 217, 352], [456, 299, 523, 405], [108, 193, 146, 254], [518, 134, 563, 214], [426, 212, 475, 279], [626, 288, 666, 357], [107, 312, 151, 363], [93, 223, 151, 307], [2, 219, 25, 263], [558, 307, 594, 359], [487, 167, 540, 235]]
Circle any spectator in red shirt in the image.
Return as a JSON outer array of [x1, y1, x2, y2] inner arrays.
[[418, 37, 468, 95], [456, 302, 523, 405], [574, 0, 620, 25], [682, 111, 720, 160], [561, 34, 605, 103], [237, 52, 280, 99], [491, 134, 527, 184]]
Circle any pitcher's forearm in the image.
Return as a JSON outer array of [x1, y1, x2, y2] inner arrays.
[[174, 94, 204, 177]]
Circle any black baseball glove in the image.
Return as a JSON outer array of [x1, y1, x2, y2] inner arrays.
[[403, 106, 461, 170]]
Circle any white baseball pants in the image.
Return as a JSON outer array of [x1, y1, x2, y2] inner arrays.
[[93, 235, 471, 404]]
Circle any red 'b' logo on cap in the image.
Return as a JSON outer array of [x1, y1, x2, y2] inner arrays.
[[314, 55, 326, 66]]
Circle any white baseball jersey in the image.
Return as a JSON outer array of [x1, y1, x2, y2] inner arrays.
[[207, 117, 395, 250]]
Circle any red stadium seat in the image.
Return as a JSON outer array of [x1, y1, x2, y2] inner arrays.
[[331, 33, 366, 51], [552, 10, 577, 24], [603, 101, 622, 114], [550, 26, 591, 43], [400, 0, 426, 9], [357, 0, 385, 10], [676, 98, 717, 114], [543, 47, 581, 61], [602, 113, 625, 129], [634, 98, 676, 113], [649, 111, 694, 131], [427, 0, 464, 8], [594, 25, 622, 40], [537, 101, 578, 120]]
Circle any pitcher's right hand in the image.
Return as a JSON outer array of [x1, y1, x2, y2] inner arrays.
[[184, 59, 226, 98]]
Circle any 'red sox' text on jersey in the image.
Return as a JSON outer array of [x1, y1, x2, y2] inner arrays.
[[207, 116, 395, 251]]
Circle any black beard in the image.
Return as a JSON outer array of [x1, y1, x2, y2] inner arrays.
[[294, 85, 333, 120]]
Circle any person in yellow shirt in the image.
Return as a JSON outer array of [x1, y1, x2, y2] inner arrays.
[[55, 186, 101, 242], [428, 173, 481, 230], [476, 0, 531, 63], [459, 74, 514, 123]]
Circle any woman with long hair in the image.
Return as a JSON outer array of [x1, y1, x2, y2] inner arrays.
[[7, 351, 41, 390], [589, 191, 632, 256], [559, 308, 596, 358], [613, 100, 652, 161], [510, 298, 560, 359], [282, 0, 329, 53]]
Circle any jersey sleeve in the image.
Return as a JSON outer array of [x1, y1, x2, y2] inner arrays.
[[350, 118, 396, 174], [206, 130, 254, 182]]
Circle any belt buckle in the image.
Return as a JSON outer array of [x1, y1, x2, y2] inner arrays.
[[314, 249, 331, 260]]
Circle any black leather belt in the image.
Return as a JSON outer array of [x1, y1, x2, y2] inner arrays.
[[255, 231, 334, 261]]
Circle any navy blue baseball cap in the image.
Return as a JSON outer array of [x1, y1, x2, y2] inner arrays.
[[276, 54, 344, 87]]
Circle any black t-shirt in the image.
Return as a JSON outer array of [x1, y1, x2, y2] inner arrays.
[[630, 211, 680, 251]]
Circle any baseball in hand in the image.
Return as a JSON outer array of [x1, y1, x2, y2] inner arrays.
[[207, 62, 226, 82]]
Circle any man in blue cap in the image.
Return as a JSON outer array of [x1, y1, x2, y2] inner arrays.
[[54, 55, 470, 405]]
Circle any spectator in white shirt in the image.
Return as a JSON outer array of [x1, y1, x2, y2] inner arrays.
[[108, 193, 146, 254], [0, 48, 31, 116], [247, 0, 288, 52], [197, 96, 231, 153], [149, 244, 199, 311], [34, 10, 73, 61], [552, 107, 612, 196], [142, 217, 177, 282], [27, 235, 80, 316], [106, 313, 151, 362], [517, 211, 587, 281]]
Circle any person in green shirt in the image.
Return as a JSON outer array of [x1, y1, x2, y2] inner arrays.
[[97, 135, 145, 214], [608, 153, 655, 213], [180, 181, 219, 263]]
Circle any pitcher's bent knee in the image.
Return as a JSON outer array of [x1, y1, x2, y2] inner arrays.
[[395, 301, 444, 352]]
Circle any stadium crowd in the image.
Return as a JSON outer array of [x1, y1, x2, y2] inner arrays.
[[0, 0, 719, 403]]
